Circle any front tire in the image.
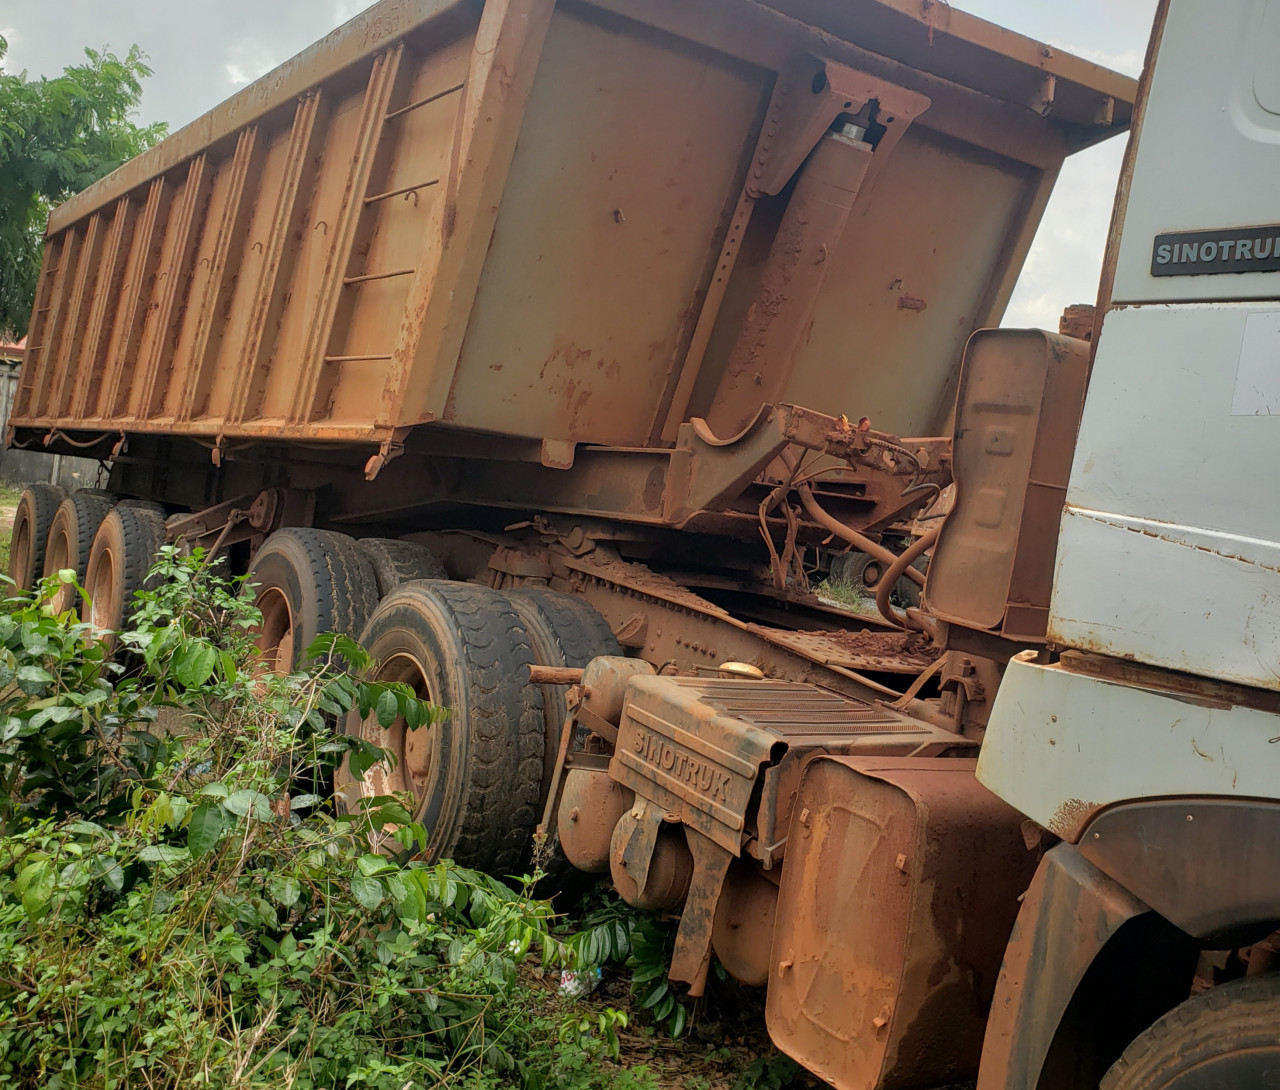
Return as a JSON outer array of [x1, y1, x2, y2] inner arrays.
[[1102, 974, 1280, 1089], [335, 580, 545, 876]]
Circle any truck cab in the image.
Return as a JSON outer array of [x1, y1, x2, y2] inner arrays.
[[976, 1, 1280, 1084]]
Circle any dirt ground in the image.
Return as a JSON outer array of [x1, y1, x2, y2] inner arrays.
[[570, 967, 829, 1090]]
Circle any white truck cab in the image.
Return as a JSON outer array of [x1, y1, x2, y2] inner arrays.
[[976, 2, 1280, 1086]]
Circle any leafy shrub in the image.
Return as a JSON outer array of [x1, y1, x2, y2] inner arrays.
[[0, 551, 641, 1090], [565, 895, 697, 1039]]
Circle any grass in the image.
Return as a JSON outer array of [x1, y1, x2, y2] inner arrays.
[[0, 483, 18, 575], [814, 575, 876, 615]]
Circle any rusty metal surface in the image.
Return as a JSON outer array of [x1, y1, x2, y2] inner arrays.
[[603, 674, 971, 996], [556, 768, 631, 873], [712, 859, 779, 987], [14, 0, 1132, 492], [610, 675, 793, 856], [923, 328, 1090, 642], [1058, 647, 1280, 717], [975, 845, 1147, 1090], [1078, 797, 1280, 940], [767, 757, 1041, 1090], [565, 551, 935, 703]]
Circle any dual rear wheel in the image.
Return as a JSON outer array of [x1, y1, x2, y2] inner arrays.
[[8, 486, 166, 635], [6, 492, 614, 880], [247, 527, 616, 878]]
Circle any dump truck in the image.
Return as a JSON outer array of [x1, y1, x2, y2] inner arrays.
[[11, 0, 1278, 1085]]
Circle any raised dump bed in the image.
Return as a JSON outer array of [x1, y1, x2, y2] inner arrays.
[[12, 0, 1134, 490]]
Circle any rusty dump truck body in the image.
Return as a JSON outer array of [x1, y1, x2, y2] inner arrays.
[[8, 3, 1145, 1089], [13, 0, 1128, 483]]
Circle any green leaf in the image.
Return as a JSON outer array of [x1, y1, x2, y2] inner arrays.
[[187, 800, 226, 857], [351, 873, 385, 911], [639, 979, 669, 1010], [15, 664, 54, 692], [357, 853, 395, 877], [173, 638, 218, 688], [289, 794, 322, 811], [268, 875, 301, 908], [669, 1004, 688, 1038], [15, 859, 55, 922], [375, 688, 399, 729], [139, 844, 190, 866], [224, 790, 273, 821]]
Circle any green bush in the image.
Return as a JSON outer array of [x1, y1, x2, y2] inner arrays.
[[0, 551, 647, 1090]]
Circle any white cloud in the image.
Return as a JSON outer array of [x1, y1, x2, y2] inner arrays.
[[1003, 139, 1128, 329], [224, 38, 279, 87], [331, 0, 377, 26]]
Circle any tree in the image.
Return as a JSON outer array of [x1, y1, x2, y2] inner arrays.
[[0, 36, 167, 337]]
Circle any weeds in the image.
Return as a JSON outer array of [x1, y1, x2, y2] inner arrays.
[[0, 551, 640, 1090], [813, 575, 875, 615]]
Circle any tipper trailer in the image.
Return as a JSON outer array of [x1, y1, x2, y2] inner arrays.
[[12, 0, 1280, 1086]]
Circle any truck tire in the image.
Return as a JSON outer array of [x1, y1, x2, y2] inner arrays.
[[505, 587, 620, 796], [83, 505, 166, 638], [505, 587, 620, 896], [335, 580, 545, 876], [1101, 974, 1280, 1089], [248, 528, 379, 673], [43, 491, 116, 612], [356, 537, 447, 597], [9, 483, 66, 591], [117, 498, 166, 515]]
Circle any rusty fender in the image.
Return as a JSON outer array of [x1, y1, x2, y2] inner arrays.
[[975, 844, 1147, 1090]]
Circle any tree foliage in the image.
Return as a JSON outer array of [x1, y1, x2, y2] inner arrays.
[[0, 35, 167, 337]]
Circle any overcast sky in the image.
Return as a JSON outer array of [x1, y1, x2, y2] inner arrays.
[[1, 0, 1158, 328]]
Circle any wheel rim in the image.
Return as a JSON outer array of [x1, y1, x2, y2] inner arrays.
[[85, 545, 118, 632], [46, 529, 74, 613], [255, 587, 296, 673], [355, 652, 439, 817]]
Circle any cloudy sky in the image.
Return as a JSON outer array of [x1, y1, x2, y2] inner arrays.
[[1, 0, 1158, 328]]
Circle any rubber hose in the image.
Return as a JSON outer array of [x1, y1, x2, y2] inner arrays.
[[875, 526, 940, 629], [794, 481, 926, 588]]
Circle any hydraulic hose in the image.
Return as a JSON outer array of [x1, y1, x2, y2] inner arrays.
[[794, 480, 926, 588], [875, 526, 940, 629]]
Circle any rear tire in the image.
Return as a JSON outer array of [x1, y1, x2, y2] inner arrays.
[[82, 505, 166, 640], [1102, 974, 1280, 1089], [248, 528, 379, 673], [44, 492, 116, 613], [505, 587, 619, 895], [117, 498, 166, 515], [505, 587, 620, 797], [335, 580, 545, 876], [356, 537, 447, 597], [9, 483, 66, 591]]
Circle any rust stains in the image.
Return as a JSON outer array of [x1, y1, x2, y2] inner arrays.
[[1047, 797, 1101, 842]]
